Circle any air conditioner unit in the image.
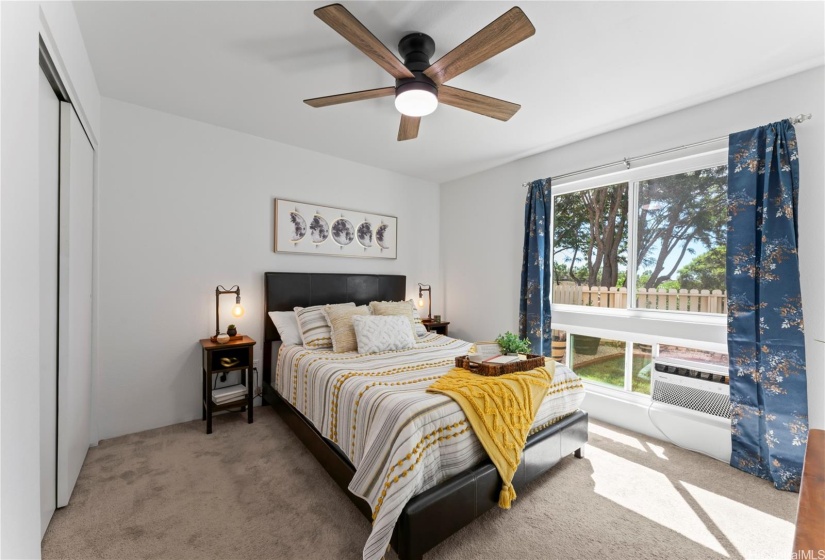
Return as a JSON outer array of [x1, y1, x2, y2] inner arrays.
[[651, 358, 730, 419]]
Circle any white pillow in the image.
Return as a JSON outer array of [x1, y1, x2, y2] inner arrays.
[[368, 300, 417, 340], [268, 311, 303, 346], [352, 315, 416, 354]]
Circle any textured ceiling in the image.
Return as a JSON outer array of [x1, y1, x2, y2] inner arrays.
[[73, 1, 825, 183]]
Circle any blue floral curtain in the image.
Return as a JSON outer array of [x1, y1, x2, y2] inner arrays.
[[519, 178, 552, 355], [727, 120, 808, 491]]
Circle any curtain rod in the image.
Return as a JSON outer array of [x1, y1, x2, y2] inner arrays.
[[523, 113, 813, 186]]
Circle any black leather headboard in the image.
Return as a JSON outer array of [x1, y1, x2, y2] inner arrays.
[[263, 272, 406, 343], [262, 272, 407, 388]]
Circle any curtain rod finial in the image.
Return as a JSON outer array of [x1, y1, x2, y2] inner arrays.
[[790, 113, 812, 125]]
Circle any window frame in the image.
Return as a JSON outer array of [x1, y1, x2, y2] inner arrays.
[[549, 148, 730, 397]]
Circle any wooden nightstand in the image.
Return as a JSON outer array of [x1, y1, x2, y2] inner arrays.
[[200, 336, 256, 434], [423, 321, 450, 336]]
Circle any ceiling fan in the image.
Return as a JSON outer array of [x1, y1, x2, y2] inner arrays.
[[303, 4, 536, 141]]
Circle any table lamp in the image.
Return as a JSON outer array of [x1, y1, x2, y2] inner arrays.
[[418, 283, 432, 321], [213, 284, 244, 340]]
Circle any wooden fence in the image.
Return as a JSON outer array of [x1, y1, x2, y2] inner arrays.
[[553, 283, 726, 314]]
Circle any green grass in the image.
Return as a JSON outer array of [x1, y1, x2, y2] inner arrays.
[[574, 355, 652, 394]]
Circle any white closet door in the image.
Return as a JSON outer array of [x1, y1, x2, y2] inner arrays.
[[57, 102, 94, 508], [39, 69, 59, 535]]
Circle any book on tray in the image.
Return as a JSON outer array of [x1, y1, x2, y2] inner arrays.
[[484, 355, 521, 365]]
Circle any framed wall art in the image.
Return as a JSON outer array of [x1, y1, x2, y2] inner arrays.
[[274, 199, 398, 259]]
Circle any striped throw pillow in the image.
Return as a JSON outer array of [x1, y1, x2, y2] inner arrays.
[[407, 299, 428, 338], [323, 304, 370, 353], [294, 303, 354, 349]]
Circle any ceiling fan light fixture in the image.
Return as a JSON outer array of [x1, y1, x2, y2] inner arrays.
[[394, 81, 438, 117], [305, 5, 535, 140]]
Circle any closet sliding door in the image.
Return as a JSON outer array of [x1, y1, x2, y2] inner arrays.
[[56, 102, 94, 508], [39, 69, 59, 536]]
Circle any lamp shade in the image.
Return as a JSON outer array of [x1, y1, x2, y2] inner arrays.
[[395, 81, 438, 117]]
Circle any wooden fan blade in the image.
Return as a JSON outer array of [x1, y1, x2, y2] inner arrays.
[[424, 7, 535, 85], [315, 4, 414, 80], [304, 87, 395, 108], [438, 86, 520, 121], [398, 115, 420, 141]]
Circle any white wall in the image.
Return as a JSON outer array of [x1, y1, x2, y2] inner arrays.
[[96, 98, 441, 440], [441, 66, 825, 433], [1, 5, 44, 557], [1, 2, 100, 557]]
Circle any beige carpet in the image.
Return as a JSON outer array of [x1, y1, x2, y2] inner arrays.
[[42, 407, 798, 560]]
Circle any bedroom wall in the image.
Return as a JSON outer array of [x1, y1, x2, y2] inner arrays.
[[440, 66, 825, 436], [1, 2, 100, 557], [96, 98, 441, 440]]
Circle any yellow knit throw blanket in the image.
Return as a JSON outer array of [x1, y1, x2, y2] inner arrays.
[[427, 363, 554, 509]]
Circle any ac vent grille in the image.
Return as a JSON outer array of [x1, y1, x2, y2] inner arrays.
[[652, 381, 731, 419]]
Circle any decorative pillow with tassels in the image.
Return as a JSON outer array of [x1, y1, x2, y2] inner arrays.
[[323, 304, 370, 353]]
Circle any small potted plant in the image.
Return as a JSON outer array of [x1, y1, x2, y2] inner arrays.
[[495, 331, 532, 356], [227, 324, 237, 337]]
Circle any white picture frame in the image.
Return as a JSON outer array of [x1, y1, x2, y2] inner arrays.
[[274, 198, 398, 259]]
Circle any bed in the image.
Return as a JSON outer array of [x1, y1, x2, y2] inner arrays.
[[262, 272, 588, 560]]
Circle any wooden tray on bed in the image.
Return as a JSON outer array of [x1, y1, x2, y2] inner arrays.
[[455, 354, 545, 376]]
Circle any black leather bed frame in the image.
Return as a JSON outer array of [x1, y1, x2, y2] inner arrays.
[[262, 272, 588, 560]]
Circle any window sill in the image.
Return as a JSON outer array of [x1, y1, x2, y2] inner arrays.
[[582, 379, 652, 406], [552, 303, 726, 326], [553, 310, 727, 351]]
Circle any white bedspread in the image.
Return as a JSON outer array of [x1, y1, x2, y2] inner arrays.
[[275, 333, 585, 560]]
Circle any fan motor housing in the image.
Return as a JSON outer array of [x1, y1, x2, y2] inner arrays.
[[398, 33, 435, 72]]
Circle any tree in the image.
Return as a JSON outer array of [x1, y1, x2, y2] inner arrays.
[[552, 192, 590, 285], [553, 183, 627, 287], [552, 166, 727, 290], [582, 184, 628, 287], [677, 246, 726, 291], [636, 166, 727, 288]]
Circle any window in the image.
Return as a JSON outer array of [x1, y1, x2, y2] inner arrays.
[[657, 344, 729, 370], [552, 165, 727, 314], [548, 151, 729, 397], [636, 167, 727, 313], [559, 338, 727, 393], [553, 183, 628, 307], [631, 343, 654, 395], [571, 335, 626, 388]]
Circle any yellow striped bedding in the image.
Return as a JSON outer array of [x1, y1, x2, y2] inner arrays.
[[275, 332, 585, 560]]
